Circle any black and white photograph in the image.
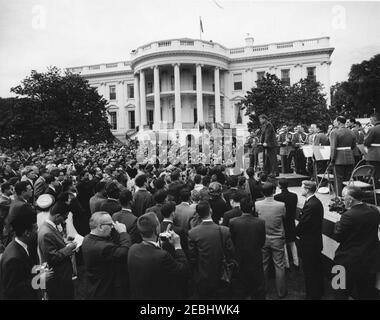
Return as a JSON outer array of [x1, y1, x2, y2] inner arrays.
[[0, 0, 379, 304]]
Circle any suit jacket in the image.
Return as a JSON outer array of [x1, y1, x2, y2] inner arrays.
[[295, 195, 323, 251], [112, 209, 142, 244], [89, 193, 107, 214], [209, 197, 229, 224], [0, 195, 11, 223], [260, 121, 278, 148], [223, 187, 238, 210], [278, 131, 294, 155], [314, 133, 329, 146], [274, 190, 298, 242], [188, 221, 235, 293], [292, 132, 307, 146], [99, 199, 122, 216], [229, 214, 266, 271], [81, 232, 131, 300], [222, 207, 242, 227], [174, 202, 196, 234], [128, 242, 189, 299], [256, 198, 285, 241], [132, 189, 154, 217], [334, 203, 380, 270], [245, 178, 264, 203], [6, 197, 35, 227], [329, 127, 356, 165], [33, 176, 48, 201], [38, 221, 74, 299], [364, 122, 380, 162], [0, 240, 38, 300]]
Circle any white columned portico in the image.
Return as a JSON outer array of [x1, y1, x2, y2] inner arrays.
[[196, 64, 204, 125], [214, 67, 221, 123], [173, 63, 182, 129], [153, 65, 161, 130], [139, 69, 147, 128], [134, 74, 141, 130]]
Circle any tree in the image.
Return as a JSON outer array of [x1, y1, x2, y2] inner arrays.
[[242, 73, 332, 132], [3, 66, 114, 148]]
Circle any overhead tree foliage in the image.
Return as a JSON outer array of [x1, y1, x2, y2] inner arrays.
[[242, 73, 332, 132], [0, 67, 114, 149], [330, 54, 380, 117]]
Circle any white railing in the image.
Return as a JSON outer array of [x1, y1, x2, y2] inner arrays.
[[277, 42, 293, 49], [252, 45, 269, 52], [89, 65, 101, 70], [106, 63, 117, 68], [180, 40, 194, 46], [158, 41, 171, 47], [230, 48, 245, 54]]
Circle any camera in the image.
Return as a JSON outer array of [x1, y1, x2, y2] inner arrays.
[[159, 231, 172, 242], [328, 197, 346, 214]]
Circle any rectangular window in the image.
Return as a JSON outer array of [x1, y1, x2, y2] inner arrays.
[[233, 73, 242, 90], [128, 110, 135, 129], [170, 75, 174, 91], [193, 75, 196, 90], [307, 67, 316, 81], [281, 69, 290, 86], [127, 84, 134, 98], [109, 85, 116, 100], [147, 82, 153, 94], [257, 71, 265, 81], [109, 111, 117, 130]]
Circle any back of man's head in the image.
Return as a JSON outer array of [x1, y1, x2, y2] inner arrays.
[[196, 201, 210, 220], [171, 170, 180, 182], [194, 174, 202, 184], [278, 178, 288, 190], [154, 189, 168, 204], [262, 182, 275, 197], [137, 212, 159, 238], [95, 181, 107, 193], [161, 201, 176, 219], [336, 116, 346, 125], [343, 185, 365, 201], [180, 188, 191, 202], [229, 175, 239, 188], [119, 189, 132, 207], [14, 181, 29, 196], [1, 182, 11, 194], [246, 167, 255, 178], [240, 196, 254, 214], [135, 174, 147, 188], [153, 177, 165, 190], [106, 182, 120, 199]]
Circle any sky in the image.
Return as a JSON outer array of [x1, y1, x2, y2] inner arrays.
[[0, 0, 379, 97]]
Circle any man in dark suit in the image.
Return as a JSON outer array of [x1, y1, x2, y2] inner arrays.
[[89, 181, 107, 214], [222, 191, 243, 227], [132, 174, 154, 217], [229, 196, 266, 299], [333, 186, 380, 300], [128, 212, 190, 299], [329, 116, 356, 196], [245, 167, 264, 203], [259, 114, 279, 176], [99, 182, 122, 215], [43, 175, 59, 200], [295, 180, 324, 299], [167, 170, 186, 204], [38, 199, 77, 300], [188, 201, 235, 299], [0, 205, 39, 300], [364, 112, 380, 188], [0, 182, 13, 250], [82, 211, 131, 300], [113, 189, 141, 244], [292, 125, 308, 175], [223, 175, 239, 210], [274, 178, 299, 268], [145, 189, 167, 222]]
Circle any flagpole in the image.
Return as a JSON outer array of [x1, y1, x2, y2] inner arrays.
[[199, 16, 202, 40]]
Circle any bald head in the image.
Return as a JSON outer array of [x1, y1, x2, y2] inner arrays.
[[89, 211, 112, 230]]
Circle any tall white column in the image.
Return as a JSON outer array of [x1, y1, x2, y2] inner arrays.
[[100, 82, 106, 98], [319, 61, 331, 107], [214, 67, 221, 124], [140, 69, 147, 128], [153, 65, 161, 130], [134, 74, 141, 131], [117, 80, 125, 130], [173, 63, 182, 129], [196, 64, 204, 125]]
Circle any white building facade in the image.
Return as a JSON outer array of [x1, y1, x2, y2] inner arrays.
[[67, 36, 334, 141]]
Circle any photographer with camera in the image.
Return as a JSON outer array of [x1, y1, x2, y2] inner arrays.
[[128, 212, 189, 300], [333, 186, 380, 300]]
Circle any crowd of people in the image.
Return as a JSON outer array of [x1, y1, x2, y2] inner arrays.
[[0, 112, 379, 300]]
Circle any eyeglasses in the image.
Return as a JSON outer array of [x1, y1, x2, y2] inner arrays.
[[100, 223, 114, 227]]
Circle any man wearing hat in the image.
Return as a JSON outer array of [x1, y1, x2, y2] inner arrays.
[[0, 205, 39, 300], [36, 194, 55, 230]]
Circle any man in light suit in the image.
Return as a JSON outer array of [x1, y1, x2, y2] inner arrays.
[[329, 116, 356, 196], [295, 180, 324, 300], [38, 196, 77, 300], [364, 112, 380, 188], [256, 182, 287, 298], [174, 188, 195, 235]]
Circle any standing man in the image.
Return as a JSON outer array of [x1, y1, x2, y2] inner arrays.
[[295, 180, 324, 300], [329, 116, 356, 197], [364, 112, 380, 188], [229, 196, 266, 299], [278, 126, 294, 174], [259, 114, 279, 177], [292, 125, 308, 175], [256, 182, 287, 298], [333, 186, 380, 300], [132, 174, 154, 217]]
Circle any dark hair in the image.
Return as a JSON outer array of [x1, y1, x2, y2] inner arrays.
[[246, 167, 255, 178], [14, 181, 30, 196], [349, 118, 356, 124], [45, 175, 55, 185], [135, 174, 147, 188], [106, 182, 120, 199], [240, 196, 254, 214], [153, 177, 165, 190], [171, 170, 180, 181], [137, 212, 159, 238], [232, 190, 245, 203], [229, 175, 239, 188], [1, 182, 11, 193], [153, 189, 167, 204], [161, 201, 176, 219], [194, 174, 202, 184], [119, 189, 133, 206], [262, 182, 276, 197], [196, 201, 210, 219], [336, 116, 346, 125], [278, 178, 288, 189], [179, 188, 191, 202], [355, 121, 362, 127], [202, 175, 210, 186], [345, 185, 365, 201], [95, 181, 107, 193]]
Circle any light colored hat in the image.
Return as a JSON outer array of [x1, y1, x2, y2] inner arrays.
[[36, 194, 54, 210]]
